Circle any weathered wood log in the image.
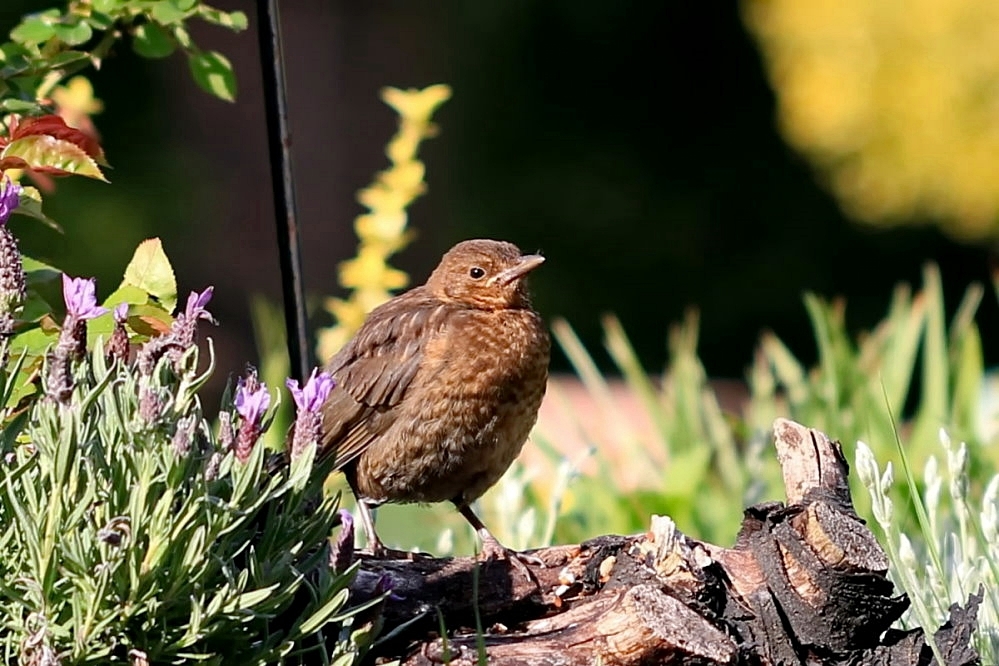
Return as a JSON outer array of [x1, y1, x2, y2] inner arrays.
[[349, 419, 981, 665]]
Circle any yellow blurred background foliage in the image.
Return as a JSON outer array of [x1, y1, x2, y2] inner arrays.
[[743, 0, 999, 238]]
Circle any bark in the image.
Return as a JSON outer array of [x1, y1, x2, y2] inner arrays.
[[349, 418, 981, 665]]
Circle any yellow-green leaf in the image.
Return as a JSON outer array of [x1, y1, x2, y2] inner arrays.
[[121, 238, 178, 312]]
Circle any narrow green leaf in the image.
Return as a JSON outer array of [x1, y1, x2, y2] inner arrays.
[[602, 314, 670, 452], [46, 49, 91, 69], [917, 264, 948, 434], [877, 284, 923, 415], [803, 293, 840, 407], [1, 99, 42, 113], [233, 583, 279, 611], [298, 588, 350, 635], [188, 50, 237, 102]]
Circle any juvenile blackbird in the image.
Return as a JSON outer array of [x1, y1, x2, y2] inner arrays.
[[320, 239, 550, 562]]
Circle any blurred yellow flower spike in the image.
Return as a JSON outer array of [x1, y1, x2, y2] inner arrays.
[[317, 84, 451, 358], [52, 76, 104, 118], [339, 246, 410, 291], [743, 0, 999, 238], [356, 181, 423, 213], [381, 162, 427, 196], [381, 84, 452, 124], [355, 217, 414, 259]]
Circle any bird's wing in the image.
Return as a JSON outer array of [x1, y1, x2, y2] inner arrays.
[[321, 291, 449, 469]]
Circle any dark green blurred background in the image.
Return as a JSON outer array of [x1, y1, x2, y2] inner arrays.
[[4, 0, 997, 385]]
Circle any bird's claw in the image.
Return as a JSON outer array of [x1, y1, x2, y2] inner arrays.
[[479, 536, 544, 583], [359, 545, 433, 561]]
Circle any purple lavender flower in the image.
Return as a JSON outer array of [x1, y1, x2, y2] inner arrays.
[[286, 368, 334, 461], [0, 175, 20, 226], [234, 371, 270, 463], [287, 368, 335, 412], [63, 274, 109, 321], [0, 175, 24, 340], [135, 286, 216, 375], [47, 274, 109, 403], [173, 286, 216, 348], [235, 377, 271, 424], [185, 287, 216, 322]]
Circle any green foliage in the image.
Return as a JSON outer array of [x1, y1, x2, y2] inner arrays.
[[521, 264, 991, 551], [0, 295, 372, 664], [0, 4, 381, 662], [2, 0, 246, 112], [5, 238, 175, 410]]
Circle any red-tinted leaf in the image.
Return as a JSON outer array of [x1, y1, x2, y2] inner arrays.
[[0, 135, 107, 181], [131, 306, 174, 336], [0, 157, 29, 170], [12, 115, 107, 165]]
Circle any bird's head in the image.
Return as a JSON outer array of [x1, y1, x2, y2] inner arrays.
[[426, 239, 544, 310]]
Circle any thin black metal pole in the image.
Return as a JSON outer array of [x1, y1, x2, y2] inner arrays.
[[256, 0, 310, 382]]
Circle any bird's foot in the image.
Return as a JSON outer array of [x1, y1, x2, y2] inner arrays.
[[479, 534, 544, 582], [358, 543, 433, 561]]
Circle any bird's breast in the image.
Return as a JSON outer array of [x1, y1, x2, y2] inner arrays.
[[357, 306, 550, 504]]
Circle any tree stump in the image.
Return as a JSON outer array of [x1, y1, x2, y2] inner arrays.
[[350, 418, 982, 665]]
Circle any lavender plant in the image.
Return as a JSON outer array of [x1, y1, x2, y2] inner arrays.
[[857, 430, 999, 664], [0, 259, 375, 662]]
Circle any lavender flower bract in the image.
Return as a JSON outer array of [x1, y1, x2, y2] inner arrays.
[[234, 371, 270, 464], [174, 286, 216, 348], [106, 302, 129, 364], [0, 175, 20, 225], [0, 175, 24, 339], [136, 286, 216, 375], [47, 274, 108, 403], [329, 509, 355, 574], [286, 368, 334, 461]]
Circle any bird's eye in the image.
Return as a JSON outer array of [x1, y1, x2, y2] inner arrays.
[[469, 266, 486, 279]]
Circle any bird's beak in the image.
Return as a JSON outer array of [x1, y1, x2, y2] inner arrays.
[[491, 254, 546, 286]]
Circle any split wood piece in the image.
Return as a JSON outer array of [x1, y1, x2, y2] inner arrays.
[[349, 418, 981, 666]]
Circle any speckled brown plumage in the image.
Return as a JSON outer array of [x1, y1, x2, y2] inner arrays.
[[320, 239, 550, 562]]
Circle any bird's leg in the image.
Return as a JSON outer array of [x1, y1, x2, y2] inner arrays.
[[354, 499, 388, 556], [457, 503, 544, 576], [344, 470, 388, 556], [347, 472, 428, 560]]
